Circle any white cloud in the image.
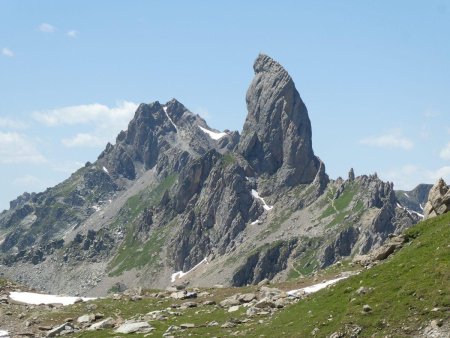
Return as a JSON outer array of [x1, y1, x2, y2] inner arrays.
[[0, 132, 46, 164], [1, 47, 14, 57], [67, 30, 78, 38], [33, 101, 138, 148], [360, 130, 413, 150], [381, 164, 450, 190], [38, 23, 56, 33], [439, 142, 450, 160], [62, 133, 105, 148], [0, 117, 27, 129], [33, 101, 138, 126]]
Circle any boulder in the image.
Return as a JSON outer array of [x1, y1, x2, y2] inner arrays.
[[424, 178, 450, 219]]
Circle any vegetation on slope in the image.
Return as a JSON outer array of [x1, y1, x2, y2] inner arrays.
[[255, 212, 450, 337]]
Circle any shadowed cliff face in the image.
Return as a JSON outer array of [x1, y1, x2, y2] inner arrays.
[[239, 54, 319, 187]]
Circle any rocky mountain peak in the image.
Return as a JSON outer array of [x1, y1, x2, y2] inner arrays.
[[238, 54, 320, 186]]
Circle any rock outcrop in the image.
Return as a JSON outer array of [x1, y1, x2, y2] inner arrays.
[[238, 54, 320, 187], [423, 178, 450, 219]]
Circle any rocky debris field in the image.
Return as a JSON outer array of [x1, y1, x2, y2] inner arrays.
[[0, 271, 353, 337]]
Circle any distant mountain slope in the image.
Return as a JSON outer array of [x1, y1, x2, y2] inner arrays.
[[395, 183, 432, 214], [0, 55, 419, 295]]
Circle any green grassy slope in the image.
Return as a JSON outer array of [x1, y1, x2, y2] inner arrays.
[[254, 212, 450, 337]]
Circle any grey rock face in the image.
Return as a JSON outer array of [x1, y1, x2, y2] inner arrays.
[[238, 54, 320, 186], [423, 178, 450, 219]]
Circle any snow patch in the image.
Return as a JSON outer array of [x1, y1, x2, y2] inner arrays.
[[397, 203, 423, 218], [198, 125, 227, 140], [419, 203, 423, 210], [404, 192, 409, 198], [251, 220, 260, 225], [163, 106, 178, 131], [171, 258, 208, 283], [9, 291, 96, 306], [0, 330, 9, 338], [102, 166, 109, 174], [251, 189, 273, 211], [287, 276, 349, 297], [92, 205, 101, 212]]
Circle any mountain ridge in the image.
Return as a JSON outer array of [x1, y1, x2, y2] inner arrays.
[[0, 54, 420, 296]]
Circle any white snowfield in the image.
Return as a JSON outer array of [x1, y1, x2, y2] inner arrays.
[[251, 189, 273, 211], [0, 330, 9, 338], [9, 291, 96, 306], [286, 276, 349, 297], [198, 125, 227, 140], [163, 106, 178, 131], [171, 258, 208, 283]]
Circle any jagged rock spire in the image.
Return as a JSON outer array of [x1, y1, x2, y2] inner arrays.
[[238, 54, 320, 186]]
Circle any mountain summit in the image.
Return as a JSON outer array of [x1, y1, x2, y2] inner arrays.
[[239, 54, 320, 186], [0, 55, 419, 295]]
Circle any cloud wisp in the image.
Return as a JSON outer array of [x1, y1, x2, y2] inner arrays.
[[33, 101, 138, 149], [0, 117, 27, 129], [38, 23, 57, 33], [1, 47, 14, 57], [67, 30, 78, 38], [360, 130, 413, 150], [0, 132, 46, 164]]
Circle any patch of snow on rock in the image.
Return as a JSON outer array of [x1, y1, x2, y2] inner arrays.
[[198, 125, 227, 140], [92, 205, 101, 212], [404, 192, 409, 197], [163, 106, 178, 131], [251, 220, 260, 225], [9, 291, 96, 306], [102, 166, 109, 174], [171, 258, 208, 283], [0, 330, 9, 338], [251, 189, 273, 211]]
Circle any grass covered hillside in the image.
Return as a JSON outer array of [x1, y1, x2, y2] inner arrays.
[[255, 212, 450, 337]]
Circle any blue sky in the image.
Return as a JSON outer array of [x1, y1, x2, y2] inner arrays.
[[1, 1, 449, 210]]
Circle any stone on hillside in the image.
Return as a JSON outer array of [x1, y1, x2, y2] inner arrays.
[[203, 300, 216, 306], [114, 321, 153, 334], [77, 314, 95, 324], [170, 291, 197, 300], [88, 317, 115, 330], [238, 293, 256, 303], [362, 304, 372, 312], [181, 301, 197, 308], [254, 297, 276, 309], [424, 178, 450, 219], [220, 297, 241, 307], [228, 305, 240, 312], [221, 321, 237, 328], [46, 322, 74, 337], [180, 323, 195, 329]]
